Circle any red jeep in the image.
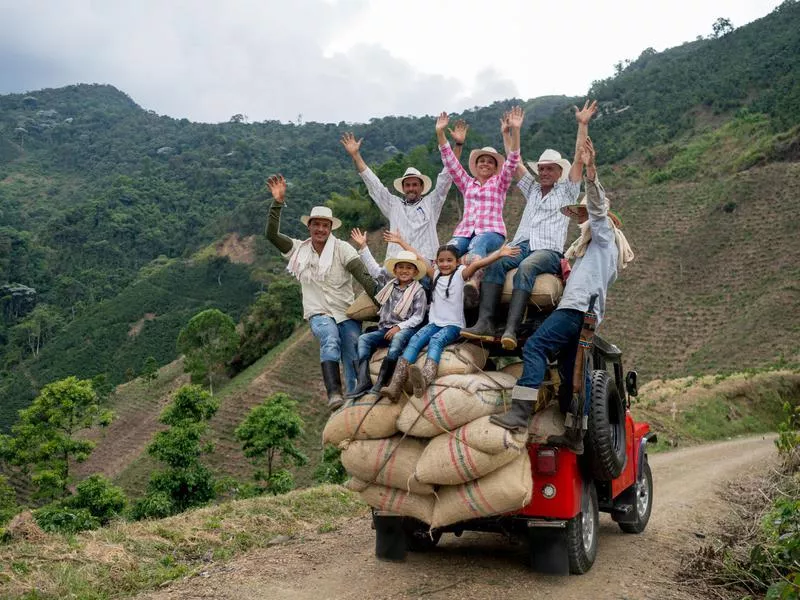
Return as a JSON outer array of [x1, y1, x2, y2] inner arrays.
[[372, 336, 657, 575]]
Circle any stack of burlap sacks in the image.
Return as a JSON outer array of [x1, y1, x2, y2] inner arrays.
[[323, 343, 567, 529]]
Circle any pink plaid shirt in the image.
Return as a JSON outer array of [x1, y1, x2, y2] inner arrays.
[[440, 143, 520, 238]]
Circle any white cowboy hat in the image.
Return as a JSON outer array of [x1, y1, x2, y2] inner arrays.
[[300, 206, 342, 230], [527, 149, 571, 183], [383, 250, 428, 281], [393, 167, 432, 196], [561, 195, 622, 228], [468, 147, 505, 178]]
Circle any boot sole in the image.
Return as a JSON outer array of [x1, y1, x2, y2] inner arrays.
[[461, 330, 496, 342], [500, 336, 517, 351]]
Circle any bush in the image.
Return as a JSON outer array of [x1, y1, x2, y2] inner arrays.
[[129, 491, 175, 521], [313, 445, 347, 485], [66, 474, 127, 524], [34, 504, 100, 534]]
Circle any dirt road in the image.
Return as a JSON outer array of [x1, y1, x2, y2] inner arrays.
[[138, 435, 777, 600]]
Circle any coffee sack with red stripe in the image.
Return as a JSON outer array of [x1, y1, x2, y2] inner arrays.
[[340, 435, 433, 495]]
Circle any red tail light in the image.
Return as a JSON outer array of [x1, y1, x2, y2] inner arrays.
[[536, 448, 557, 474]]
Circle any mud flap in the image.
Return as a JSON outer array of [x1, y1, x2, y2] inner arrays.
[[528, 527, 569, 575], [373, 513, 407, 562]]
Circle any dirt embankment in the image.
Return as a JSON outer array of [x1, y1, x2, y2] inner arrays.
[[136, 435, 778, 600]]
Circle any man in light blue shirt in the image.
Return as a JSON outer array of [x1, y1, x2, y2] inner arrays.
[[491, 138, 633, 453]]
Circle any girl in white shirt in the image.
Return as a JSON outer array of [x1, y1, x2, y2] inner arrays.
[[381, 242, 519, 399]]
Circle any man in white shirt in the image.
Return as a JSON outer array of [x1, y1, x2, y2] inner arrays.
[[340, 122, 467, 263], [462, 101, 597, 350]]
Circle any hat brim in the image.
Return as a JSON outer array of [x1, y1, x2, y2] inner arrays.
[[528, 159, 572, 183], [383, 257, 428, 280], [560, 204, 622, 228], [468, 150, 505, 178], [301, 215, 342, 230], [393, 173, 433, 196]]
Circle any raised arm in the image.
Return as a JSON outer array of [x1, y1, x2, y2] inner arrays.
[[583, 138, 614, 247], [385, 231, 435, 279], [265, 174, 293, 254], [495, 106, 523, 193], [350, 228, 384, 280], [569, 99, 597, 183], [462, 244, 521, 280], [436, 112, 472, 193], [341, 132, 367, 173], [448, 119, 468, 162], [501, 111, 528, 181]]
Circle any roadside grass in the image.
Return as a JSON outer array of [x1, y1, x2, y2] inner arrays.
[[0, 485, 367, 600], [631, 369, 800, 452]]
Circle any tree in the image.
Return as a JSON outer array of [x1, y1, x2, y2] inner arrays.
[[136, 385, 219, 516], [177, 309, 238, 394], [712, 17, 734, 38], [0, 377, 113, 501], [141, 355, 159, 384], [235, 393, 307, 495], [0, 475, 19, 526], [9, 303, 64, 359]]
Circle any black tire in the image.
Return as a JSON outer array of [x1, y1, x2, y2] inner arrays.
[[566, 481, 599, 574], [586, 370, 627, 480], [402, 519, 442, 552], [619, 458, 653, 534]]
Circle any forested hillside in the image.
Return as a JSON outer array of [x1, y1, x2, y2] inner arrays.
[[1, 0, 800, 433]]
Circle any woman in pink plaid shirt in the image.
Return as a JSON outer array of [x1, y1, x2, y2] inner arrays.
[[436, 106, 524, 305]]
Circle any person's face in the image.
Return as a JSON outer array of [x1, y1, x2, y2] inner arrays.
[[537, 163, 562, 187], [402, 177, 424, 202], [475, 154, 498, 179], [393, 262, 418, 284], [436, 251, 458, 275], [307, 218, 332, 244]]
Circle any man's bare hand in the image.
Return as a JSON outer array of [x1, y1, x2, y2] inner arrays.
[[582, 137, 596, 167], [448, 119, 469, 144], [574, 99, 598, 125], [350, 227, 368, 249], [266, 174, 287, 204], [340, 132, 363, 156]]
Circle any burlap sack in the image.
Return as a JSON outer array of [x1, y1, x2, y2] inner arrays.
[[528, 402, 566, 444], [358, 482, 435, 525], [369, 343, 489, 379], [341, 436, 433, 495], [396, 372, 516, 437], [346, 291, 380, 321], [500, 271, 563, 309], [322, 396, 403, 445], [415, 417, 526, 485], [344, 477, 369, 492], [430, 453, 533, 529], [501, 361, 523, 379]]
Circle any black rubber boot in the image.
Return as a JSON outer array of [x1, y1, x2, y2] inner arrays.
[[500, 289, 529, 350], [346, 358, 373, 399], [489, 399, 535, 432], [370, 358, 397, 395], [461, 282, 503, 341], [321, 361, 345, 411], [547, 427, 585, 455]]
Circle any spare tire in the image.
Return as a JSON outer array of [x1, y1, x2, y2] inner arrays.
[[586, 370, 627, 480]]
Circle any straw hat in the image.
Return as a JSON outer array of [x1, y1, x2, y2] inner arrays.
[[393, 167, 432, 195], [527, 149, 571, 183], [468, 147, 505, 178], [384, 250, 428, 280], [561, 196, 622, 228], [300, 206, 342, 230]]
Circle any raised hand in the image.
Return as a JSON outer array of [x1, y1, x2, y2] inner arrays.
[[507, 106, 525, 129], [582, 137, 596, 168], [448, 119, 469, 144], [574, 99, 598, 125], [500, 111, 511, 136], [435, 112, 450, 134], [340, 132, 363, 156], [350, 227, 368, 249], [383, 230, 407, 247], [266, 174, 287, 204]]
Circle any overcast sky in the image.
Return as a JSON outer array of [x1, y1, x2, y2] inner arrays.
[[0, 0, 783, 124]]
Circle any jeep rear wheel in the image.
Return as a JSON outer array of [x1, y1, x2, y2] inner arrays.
[[587, 370, 627, 480], [566, 481, 599, 574]]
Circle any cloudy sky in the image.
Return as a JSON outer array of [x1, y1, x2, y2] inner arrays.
[[0, 0, 782, 124]]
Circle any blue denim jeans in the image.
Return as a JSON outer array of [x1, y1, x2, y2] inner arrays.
[[516, 309, 583, 414], [402, 323, 462, 364], [447, 231, 505, 259], [357, 326, 419, 361], [483, 242, 562, 292], [308, 315, 361, 394]]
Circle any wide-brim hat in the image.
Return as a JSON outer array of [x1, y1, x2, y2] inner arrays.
[[468, 147, 505, 178], [384, 250, 428, 281], [528, 149, 571, 183], [561, 196, 622, 228], [393, 167, 432, 196], [300, 206, 342, 230]]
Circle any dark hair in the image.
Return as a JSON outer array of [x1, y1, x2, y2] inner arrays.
[[433, 245, 460, 299]]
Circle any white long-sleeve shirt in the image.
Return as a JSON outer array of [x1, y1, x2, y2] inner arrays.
[[359, 167, 451, 262]]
